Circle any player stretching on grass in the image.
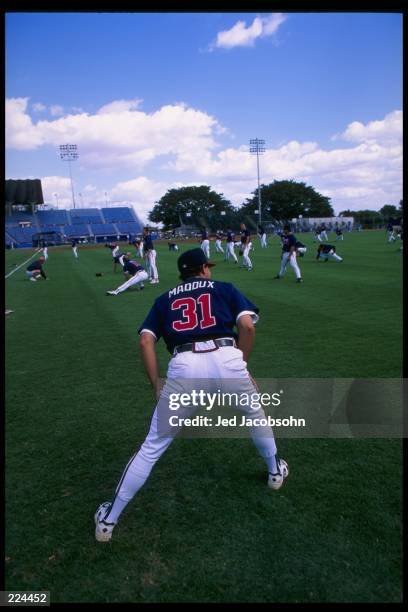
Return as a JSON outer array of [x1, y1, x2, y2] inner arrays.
[[316, 244, 343, 262], [95, 248, 289, 541], [106, 254, 148, 295], [26, 256, 48, 281], [275, 225, 303, 283]]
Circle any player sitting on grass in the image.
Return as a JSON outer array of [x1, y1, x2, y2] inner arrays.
[[26, 256, 48, 281], [316, 244, 343, 262], [106, 254, 148, 296]]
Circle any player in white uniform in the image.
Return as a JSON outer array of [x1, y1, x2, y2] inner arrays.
[[214, 232, 224, 254], [41, 240, 48, 260], [316, 244, 343, 262], [143, 227, 159, 284], [94, 248, 289, 541], [106, 254, 148, 295], [275, 225, 303, 283], [225, 229, 238, 263], [71, 239, 79, 259], [200, 227, 210, 259], [258, 224, 267, 248], [240, 223, 253, 271]]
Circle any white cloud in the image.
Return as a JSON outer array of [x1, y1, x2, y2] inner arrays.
[[211, 13, 287, 50], [32, 102, 46, 112], [97, 99, 143, 114], [6, 97, 402, 214], [6, 97, 221, 172], [335, 110, 402, 146], [49, 105, 64, 117]]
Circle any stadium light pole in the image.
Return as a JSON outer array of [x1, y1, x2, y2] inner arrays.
[[53, 192, 59, 209], [249, 138, 265, 224], [59, 144, 78, 209]]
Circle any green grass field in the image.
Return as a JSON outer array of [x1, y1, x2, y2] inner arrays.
[[5, 231, 403, 603]]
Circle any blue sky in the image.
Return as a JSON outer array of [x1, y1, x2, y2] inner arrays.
[[6, 11, 403, 219]]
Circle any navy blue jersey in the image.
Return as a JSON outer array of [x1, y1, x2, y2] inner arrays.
[[240, 229, 250, 244], [258, 225, 265, 234], [226, 231, 234, 243], [27, 260, 46, 278], [282, 234, 296, 252], [123, 260, 145, 276], [71, 239, 77, 247], [335, 228, 342, 235], [143, 235, 154, 251], [201, 229, 208, 240], [138, 278, 259, 353], [320, 244, 335, 253], [295, 240, 305, 248]]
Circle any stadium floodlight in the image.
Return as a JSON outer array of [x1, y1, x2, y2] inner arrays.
[[59, 144, 78, 209], [249, 138, 266, 224]]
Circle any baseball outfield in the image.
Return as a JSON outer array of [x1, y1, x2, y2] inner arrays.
[[5, 230, 403, 603]]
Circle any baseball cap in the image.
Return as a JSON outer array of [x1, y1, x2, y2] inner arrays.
[[177, 248, 215, 273]]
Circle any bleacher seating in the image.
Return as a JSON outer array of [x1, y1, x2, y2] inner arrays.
[[36, 210, 69, 226], [6, 226, 39, 246], [5, 206, 143, 246], [63, 224, 91, 237], [5, 211, 37, 226], [101, 207, 135, 223], [70, 209, 103, 224], [89, 223, 117, 236], [116, 222, 143, 235]]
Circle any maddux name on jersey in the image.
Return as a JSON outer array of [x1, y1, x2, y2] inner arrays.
[[169, 280, 215, 297]]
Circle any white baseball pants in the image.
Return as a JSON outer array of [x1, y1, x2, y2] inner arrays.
[[226, 242, 238, 262], [201, 239, 210, 259], [279, 252, 301, 279], [320, 250, 343, 262], [108, 345, 278, 516], [147, 249, 158, 281], [42, 248, 48, 260], [72, 247, 78, 258], [112, 270, 149, 294], [260, 233, 267, 248], [215, 239, 224, 253], [242, 243, 252, 268]]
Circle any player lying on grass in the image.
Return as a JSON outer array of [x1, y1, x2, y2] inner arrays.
[[106, 254, 148, 295], [26, 256, 48, 281], [95, 248, 289, 542], [316, 244, 343, 262]]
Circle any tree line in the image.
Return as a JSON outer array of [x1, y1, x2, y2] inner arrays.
[[148, 182, 403, 230]]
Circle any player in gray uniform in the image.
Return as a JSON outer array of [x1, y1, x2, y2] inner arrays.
[[94, 248, 289, 542]]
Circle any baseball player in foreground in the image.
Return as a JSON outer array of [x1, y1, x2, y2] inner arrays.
[[106, 254, 148, 295], [95, 248, 289, 541], [275, 225, 303, 282], [316, 244, 343, 262], [26, 256, 48, 281]]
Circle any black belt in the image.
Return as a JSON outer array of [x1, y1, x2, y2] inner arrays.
[[173, 338, 236, 355]]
